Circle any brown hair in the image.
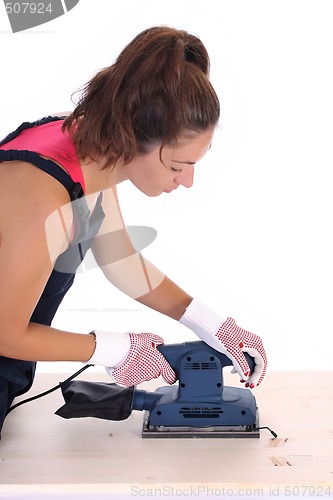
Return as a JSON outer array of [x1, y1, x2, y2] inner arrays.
[[63, 26, 220, 169]]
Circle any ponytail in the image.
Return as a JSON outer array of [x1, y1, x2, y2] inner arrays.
[[63, 26, 220, 169]]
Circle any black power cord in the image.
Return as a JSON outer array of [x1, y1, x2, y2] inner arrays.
[[257, 426, 278, 438], [5, 363, 93, 416]]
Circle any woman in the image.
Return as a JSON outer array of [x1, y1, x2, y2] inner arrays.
[[0, 26, 267, 433]]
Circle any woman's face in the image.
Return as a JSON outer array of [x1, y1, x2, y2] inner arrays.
[[123, 128, 215, 197]]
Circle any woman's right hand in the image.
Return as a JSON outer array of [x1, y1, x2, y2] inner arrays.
[[88, 330, 177, 386]]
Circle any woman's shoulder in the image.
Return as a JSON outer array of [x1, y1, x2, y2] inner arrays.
[[0, 159, 71, 216], [0, 159, 73, 259]]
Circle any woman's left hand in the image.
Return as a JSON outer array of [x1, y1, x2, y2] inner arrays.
[[179, 298, 267, 387]]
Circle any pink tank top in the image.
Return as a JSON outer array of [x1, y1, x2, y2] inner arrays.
[[0, 119, 85, 192]]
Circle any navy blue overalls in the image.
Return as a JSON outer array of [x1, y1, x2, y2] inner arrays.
[[0, 116, 105, 432]]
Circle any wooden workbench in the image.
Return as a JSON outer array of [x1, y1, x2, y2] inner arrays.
[[0, 370, 332, 499]]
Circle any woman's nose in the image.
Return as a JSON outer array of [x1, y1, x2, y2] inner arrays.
[[175, 165, 194, 188]]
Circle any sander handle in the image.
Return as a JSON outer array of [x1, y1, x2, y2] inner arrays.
[[157, 340, 255, 375]]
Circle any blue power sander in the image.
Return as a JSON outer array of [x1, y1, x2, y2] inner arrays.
[[56, 340, 260, 438], [137, 341, 259, 438]]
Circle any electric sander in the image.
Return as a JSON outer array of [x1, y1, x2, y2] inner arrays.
[[56, 340, 260, 438]]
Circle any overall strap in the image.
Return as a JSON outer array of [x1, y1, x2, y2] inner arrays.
[[0, 148, 83, 201], [0, 115, 95, 244], [0, 115, 84, 201]]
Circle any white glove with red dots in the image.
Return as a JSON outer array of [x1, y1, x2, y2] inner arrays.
[[179, 299, 267, 388], [87, 331, 177, 387]]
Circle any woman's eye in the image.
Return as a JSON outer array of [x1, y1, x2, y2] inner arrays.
[[171, 166, 182, 173]]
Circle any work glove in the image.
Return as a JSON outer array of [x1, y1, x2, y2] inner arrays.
[[179, 299, 267, 388], [87, 331, 177, 387]]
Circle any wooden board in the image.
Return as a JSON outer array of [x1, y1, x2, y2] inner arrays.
[[0, 370, 332, 498]]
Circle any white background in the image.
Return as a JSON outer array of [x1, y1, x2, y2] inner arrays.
[[0, 0, 332, 373]]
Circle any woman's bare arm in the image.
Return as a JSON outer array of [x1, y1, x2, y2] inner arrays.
[[91, 186, 192, 320], [0, 161, 95, 362]]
